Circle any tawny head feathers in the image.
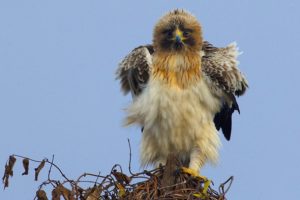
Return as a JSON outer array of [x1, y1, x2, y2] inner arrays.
[[153, 9, 203, 53]]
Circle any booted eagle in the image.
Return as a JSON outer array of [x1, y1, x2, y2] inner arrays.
[[116, 9, 248, 174]]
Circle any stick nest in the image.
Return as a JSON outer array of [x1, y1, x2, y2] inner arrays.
[[2, 153, 233, 200]]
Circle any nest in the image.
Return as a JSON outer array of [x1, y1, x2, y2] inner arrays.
[[3, 150, 233, 200]]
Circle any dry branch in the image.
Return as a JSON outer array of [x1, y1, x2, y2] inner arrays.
[[2, 149, 234, 199]]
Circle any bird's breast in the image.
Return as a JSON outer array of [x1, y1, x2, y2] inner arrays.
[[146, 77, 220, 127], [138, 77, 221, 155], [125, 69, 222, 165], [151, 52, 202, 89]]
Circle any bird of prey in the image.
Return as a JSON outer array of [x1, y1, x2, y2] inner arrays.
[[116, 9, 248, 176]]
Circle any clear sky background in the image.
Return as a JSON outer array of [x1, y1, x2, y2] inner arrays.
[[1, 0, 299, 199]]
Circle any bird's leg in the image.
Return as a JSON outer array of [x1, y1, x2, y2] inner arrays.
[[180, 147, 211, 196], [185, 146, 205, 178], [180, 167, 211, 197]]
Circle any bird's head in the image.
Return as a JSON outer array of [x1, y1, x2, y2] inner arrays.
[[153, 9, 203, 53]]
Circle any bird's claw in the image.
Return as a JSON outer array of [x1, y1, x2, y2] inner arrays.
[[180, 167, 211, 197], [180, 167, 207, 180]]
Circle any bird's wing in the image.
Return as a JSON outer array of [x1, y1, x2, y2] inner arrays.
[[202, 41, 248, 140], [116, 42, 248, 140], [116, 45, 154, 97]]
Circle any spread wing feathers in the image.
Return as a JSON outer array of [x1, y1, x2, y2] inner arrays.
[[116, 42, 248, 140], [213, 94, 240, 140], [201, 41, 248, 140], [202, 41, 248, 96], [116, 45, 154, 97]]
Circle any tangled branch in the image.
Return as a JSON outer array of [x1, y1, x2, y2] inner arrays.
[[2, 141, 234, 200]]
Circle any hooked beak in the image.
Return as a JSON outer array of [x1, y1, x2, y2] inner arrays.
[[174, 28, 184, 43]]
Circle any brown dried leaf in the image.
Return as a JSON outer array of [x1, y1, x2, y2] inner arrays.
[[112, 170, 131, 185], [116, 183, 126, 198], [22, 158, 29, 175], [58, 185, 74, 200], [2, 155, 16, 189], [35, 159, 45, 181], [36, 189, 48, 200], [52, 187, 60, 200], [54, 184, 74, 200], [8, 156, 16, 176], [85, 186, 102, 200], [2, 164, 10, 188]]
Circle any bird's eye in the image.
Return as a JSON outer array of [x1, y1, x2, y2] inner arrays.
[[183, 29, 193, 37], [183, 31, 190, 37], [162, 29, 173, 37]]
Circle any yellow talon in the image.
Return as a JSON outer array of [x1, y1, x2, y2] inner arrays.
[[180, 167, 207, 180], [202, 179, 211, 194], [116, 183, 126, 197], [180, 167, 211, 197], [192, 180, 211, 199], [193, 192, 206, 199]]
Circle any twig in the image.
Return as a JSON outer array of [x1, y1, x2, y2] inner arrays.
[[219, 176, 234, 195], [127, 138, 134, 176], [47, 155, 55, 187]]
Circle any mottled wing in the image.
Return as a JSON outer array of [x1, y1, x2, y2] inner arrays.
[[202, 41, 248, 140], [202, 41, 248, 96], [116, 45, 154, 97]]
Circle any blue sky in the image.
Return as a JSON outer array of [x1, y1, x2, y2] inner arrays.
[[1, 0, 300, 199]]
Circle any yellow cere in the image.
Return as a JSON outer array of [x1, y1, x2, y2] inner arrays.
[[175, 28, 186, 40]]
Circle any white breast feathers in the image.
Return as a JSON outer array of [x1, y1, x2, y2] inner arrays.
[[125, 76, 222, 171]]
